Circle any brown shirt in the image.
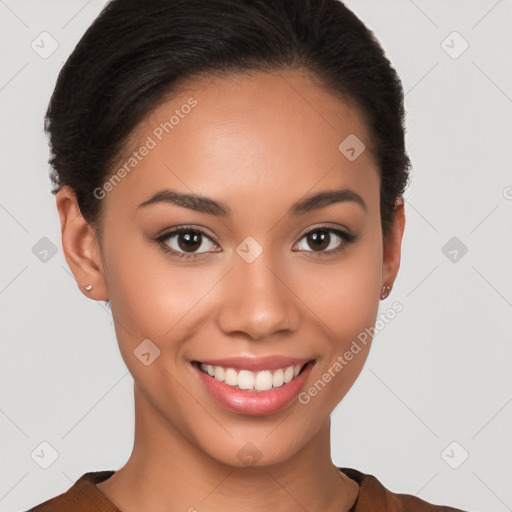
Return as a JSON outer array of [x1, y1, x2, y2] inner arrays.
[[26, 468, 468, 511]]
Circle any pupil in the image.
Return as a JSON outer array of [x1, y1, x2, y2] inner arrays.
[[179, 232, 201, 252], [309, 230, 329, 251]]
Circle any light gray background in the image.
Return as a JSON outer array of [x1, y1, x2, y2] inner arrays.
[[1, 1, 511, 511]]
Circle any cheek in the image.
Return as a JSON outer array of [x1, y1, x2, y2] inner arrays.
[[294, 227, 383, 406], [293, 226, 383, 342], [101, 229, 173, 349], [102, 227, 222, 360]]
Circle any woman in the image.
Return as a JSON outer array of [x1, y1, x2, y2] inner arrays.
[[28, 0, 468, 510]]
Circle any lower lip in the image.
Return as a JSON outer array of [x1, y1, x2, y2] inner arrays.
[[194, 362, 314, 416]]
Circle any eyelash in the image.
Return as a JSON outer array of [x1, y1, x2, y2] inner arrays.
[[154, 224, 358, 261]]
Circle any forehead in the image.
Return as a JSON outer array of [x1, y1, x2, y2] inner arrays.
[[104, 69, 379, 218]]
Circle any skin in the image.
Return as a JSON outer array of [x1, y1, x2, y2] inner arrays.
[[56, 69, 405, 512]]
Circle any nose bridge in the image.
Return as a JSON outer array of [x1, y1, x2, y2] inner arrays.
[[216, 238, 298, 340]]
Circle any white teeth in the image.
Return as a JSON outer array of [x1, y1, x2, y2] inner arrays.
[[199, 362, 306, 391], [224, 367, 238, 386], [272, 369, 284, 387], [254, 370, 273, 391], [214, 366, 225, 382], [283, 366, 294, 383], [237, 370, 255, 390]]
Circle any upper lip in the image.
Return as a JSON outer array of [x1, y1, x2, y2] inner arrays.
[[194, 356, 313, 372]]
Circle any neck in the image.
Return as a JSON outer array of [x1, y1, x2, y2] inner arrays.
[[97, 383, 359, 512]]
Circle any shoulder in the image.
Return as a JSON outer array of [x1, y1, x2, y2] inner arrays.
[[339, 467, 469, 512], [26, 471, 119, 512]]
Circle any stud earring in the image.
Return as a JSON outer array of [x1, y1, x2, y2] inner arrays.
[[84, 285, 93, 291], [380, 285, 391, 300]]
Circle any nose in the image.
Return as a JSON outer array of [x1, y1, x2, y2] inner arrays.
[[215, 248, 301, 341]]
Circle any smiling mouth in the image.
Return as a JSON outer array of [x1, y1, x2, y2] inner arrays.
[[194, 361, 311, 392]]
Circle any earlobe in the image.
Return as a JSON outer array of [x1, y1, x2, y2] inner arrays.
[[55, 186, 109, 301]]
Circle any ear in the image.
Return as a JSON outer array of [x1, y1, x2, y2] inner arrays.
[[381, 196, 406, 293], [55, 186, 109, 300]]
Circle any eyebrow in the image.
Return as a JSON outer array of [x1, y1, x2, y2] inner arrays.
[[137, 186, 367, 216]]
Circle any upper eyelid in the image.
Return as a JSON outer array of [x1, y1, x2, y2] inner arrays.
[[157, 225, 215, 240], [296, 224, 352, 239]]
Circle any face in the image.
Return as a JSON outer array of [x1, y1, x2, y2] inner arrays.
[[58, 69, 404, 467]]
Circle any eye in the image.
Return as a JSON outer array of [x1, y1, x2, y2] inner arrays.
[[154, 224, 357, 262], [155, 226, 219, 261], [293, 225, 357, 256]]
